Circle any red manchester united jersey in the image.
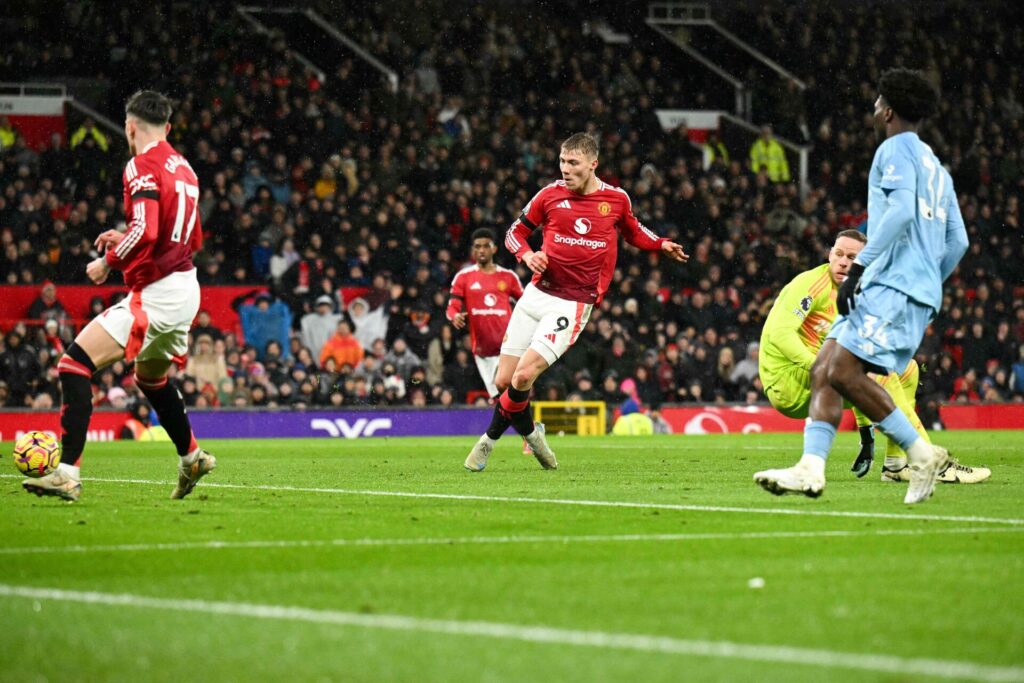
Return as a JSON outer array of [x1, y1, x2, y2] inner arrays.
[[504, 179, 666, 303], [446, 264, 523, 357], [108, 140, 202, 291]]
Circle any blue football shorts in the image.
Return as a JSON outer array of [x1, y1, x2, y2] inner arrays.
[[834, 283, 934, 375]]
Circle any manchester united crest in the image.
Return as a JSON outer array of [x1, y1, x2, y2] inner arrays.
[[598, 201, 611, 216], [497, 280, 507, 291]]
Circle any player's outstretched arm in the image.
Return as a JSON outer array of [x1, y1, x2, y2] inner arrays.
[[94, 229, 124, 253], [660, 241, 689, 262]]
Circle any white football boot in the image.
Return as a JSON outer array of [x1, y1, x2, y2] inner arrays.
[[754, 459, 825, 498], [23, 468, 81, 502], [904, 445, 947, 505], [464, 436, 494, 472], [524, 422, 558, 470], [171, 450, 217, 500], [937, 458, 991, 484]]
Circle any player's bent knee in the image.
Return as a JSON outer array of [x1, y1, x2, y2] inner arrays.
[[511, 368, 537, 391]]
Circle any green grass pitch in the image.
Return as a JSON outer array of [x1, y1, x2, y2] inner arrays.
[[1, 430, 1022, 682]]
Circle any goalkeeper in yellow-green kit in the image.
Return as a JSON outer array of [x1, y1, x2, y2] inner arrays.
[[759, 230, 989, 483]]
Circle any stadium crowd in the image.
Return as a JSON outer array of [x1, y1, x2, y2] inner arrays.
[[1, 0, 1022, 416]]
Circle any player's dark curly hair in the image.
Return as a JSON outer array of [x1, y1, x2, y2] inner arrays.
[[877, 68, 938, 124], [471, 228, 496, 243], [125, 90, 173, 126]]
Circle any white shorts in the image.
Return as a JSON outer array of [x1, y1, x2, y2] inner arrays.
[[500, 284, 593, 365], [474, 354, 500, 397], [96, 269, 200, 366]]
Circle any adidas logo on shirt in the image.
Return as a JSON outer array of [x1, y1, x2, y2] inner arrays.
[[544, 333, 557, 343], [556, 200, 572, 209], [470, 282, 483, 290]]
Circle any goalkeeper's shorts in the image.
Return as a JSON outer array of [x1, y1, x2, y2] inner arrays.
[[762, 364, 813, 419]]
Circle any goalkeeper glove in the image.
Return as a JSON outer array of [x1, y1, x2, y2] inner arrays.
[[836, 262, 865, 316]]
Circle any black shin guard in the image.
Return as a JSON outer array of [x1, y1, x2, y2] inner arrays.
[[485, 404, 513, 440], [504, 386, 535, 437], [507, 404, 535, 436], [58, 344, 97, 466]]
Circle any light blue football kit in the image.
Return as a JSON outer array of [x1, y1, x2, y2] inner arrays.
[[804, 131, 969, 462], [833, 131, 969, 374]]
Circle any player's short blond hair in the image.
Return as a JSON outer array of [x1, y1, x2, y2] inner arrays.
[[561, 132, 599, 159]]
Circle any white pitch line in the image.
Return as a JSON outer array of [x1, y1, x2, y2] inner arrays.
[[57, 475, 1024, 526], [4, 473, 1022, 526], [0, 526, 1020, 557], [1, 584, 1021, 682]]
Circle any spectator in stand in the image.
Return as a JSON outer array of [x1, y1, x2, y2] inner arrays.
[[713, 347, 738, 402], [41, 319, 64, 356], [0, 116, 16, 152], [119, 402, 155, 440], [69, 117, 109, 152], [239, 292, 292, 361], [27, 280, 67, 323], [383, 337, 421, 382], [269, 237, 300, 286], [960, 322, 994, 374], [730, 341, 760, 392], [749, 125, 791, 183], [442, 347, 484, 402], [426, 324, 457, 386], [950, 368, 982, 402], [191, 310, 223, 341], [702, 129, 730, 171], [107, 387, 129, 410], [0, 330, 40, 406], [1010, 345, 1024, 400], [319, 320, 364, 369], [300, 294, 342, 359], [348, 297, 388, 352], [400, 303, 437, 360], [32, 392, 55, 409], [185, 334, 228, 392], [632, 364, 662, 408]]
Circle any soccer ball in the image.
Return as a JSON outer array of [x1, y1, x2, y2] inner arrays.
[[12, 431, 61, 478]]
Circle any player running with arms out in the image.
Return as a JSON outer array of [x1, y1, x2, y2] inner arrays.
[[755, 68, 970, 504], [464, 132, 689, 471], [760, 230, 989, 483], [446, 228, 523, 398], [23, 90, 216, 502]]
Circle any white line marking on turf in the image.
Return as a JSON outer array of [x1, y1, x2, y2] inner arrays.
[[0, 526, 1019, 557], [1, 585, 1021, 682], [72, 475, 1024, 526], [4, 472, 1021, 526]]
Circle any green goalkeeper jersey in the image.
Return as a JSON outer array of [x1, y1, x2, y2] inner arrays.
[[759, 263, 838, 374]]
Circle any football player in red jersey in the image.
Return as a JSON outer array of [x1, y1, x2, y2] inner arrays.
[[23, 90, 215, 502], [464, 132, 689, 471], [446, 228, 523, 398]]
